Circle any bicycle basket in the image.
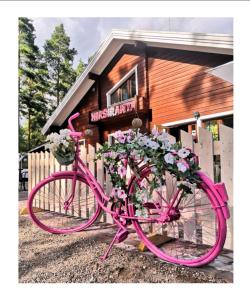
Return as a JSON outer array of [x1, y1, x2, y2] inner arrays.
[[54, 151, 75, 166]]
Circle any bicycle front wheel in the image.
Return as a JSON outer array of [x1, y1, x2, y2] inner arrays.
[[28, 173, 102, 234], [128, 168, 227, 267]]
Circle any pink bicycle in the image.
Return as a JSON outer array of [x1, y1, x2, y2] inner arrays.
[[28, 113, 230, 267]]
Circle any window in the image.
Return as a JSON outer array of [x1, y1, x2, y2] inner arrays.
[[110, 73, 136, 105], [205, 120, 219, 141], [204, 115, 233, 141], [168, 123, 197, 141], [107, 66, 138, 107]]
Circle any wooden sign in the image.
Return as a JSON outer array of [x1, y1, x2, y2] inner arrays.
[[90, 99, 136, 122]]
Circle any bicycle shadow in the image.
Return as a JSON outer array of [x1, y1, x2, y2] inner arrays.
[[19, 222, 122, 279]]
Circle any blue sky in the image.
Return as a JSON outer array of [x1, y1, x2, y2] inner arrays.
[[32, 17, 233, 68]]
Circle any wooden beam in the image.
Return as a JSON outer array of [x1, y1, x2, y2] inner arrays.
[[134, 41, 147, 50], [88, 72, 99, 81]]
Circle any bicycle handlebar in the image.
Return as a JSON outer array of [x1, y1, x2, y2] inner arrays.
[[68, 112, 80, 132], [68, 113, 83, 141]]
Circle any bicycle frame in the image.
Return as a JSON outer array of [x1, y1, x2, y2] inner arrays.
[[64, 139, 168, 225], [28, 112, 230, 265], [63, 112, 185, 227]]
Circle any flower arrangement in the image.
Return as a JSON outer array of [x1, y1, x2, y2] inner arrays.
[[96, 129, 201, 216], [46, 129, 75, 165]]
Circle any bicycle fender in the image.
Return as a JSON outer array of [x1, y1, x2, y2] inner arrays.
[[214, 182, 230, 219], [197, 171, 230, 220]]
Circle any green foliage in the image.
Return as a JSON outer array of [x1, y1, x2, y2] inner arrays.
[[19, 118, 46, 152], [18, 17, 49, 151], [96, 130, 201, 212], [75, 58, 86, 78], [44, 24, 77, 109], [18, 19, 88, 152], [19, 124, 28, 153]]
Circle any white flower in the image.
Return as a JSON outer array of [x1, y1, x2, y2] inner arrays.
[[178, 148, 190, 159], [161, 140, 171, 150], [147, 140, 159, 150], [151, 166, 157, 173], [62, 140, 69, 147], [177, 162, 188, 173], [164, 153, 175, 165], [151, 128, 160, 137], [59, 129, 71, 138], [138, 136, 148, 146], [131, 150, 140, 160], [157, 132, 169, 142]]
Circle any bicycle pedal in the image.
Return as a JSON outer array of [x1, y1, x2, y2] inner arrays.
[[115, 229, 129, 243]]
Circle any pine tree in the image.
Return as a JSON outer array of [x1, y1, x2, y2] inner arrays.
[[44, 24, 77, 110], [18, 17, 49, 151], [75, 58, 86, 78]]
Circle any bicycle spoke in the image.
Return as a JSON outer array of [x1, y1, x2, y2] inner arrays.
[[30, 176, 99, 231], [130, 168, 223, 265]]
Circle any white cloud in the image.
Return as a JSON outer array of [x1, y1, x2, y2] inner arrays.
[[32, 17, 233, 68]]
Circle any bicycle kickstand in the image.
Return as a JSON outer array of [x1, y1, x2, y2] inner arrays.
[[100, 227, 128, 261]]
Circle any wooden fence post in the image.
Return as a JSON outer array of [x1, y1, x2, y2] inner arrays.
[[49, 152, 55, 212], [96, 143, 105, 222], [80, 145, 87, 218], [31, 153, 36, 205], [35, 152, 40, 208], [198, 127, 216, 246], [44, 151, 50, 210], [88, 144, 96, 220], [105, 137, 114, 225], [180, 130, 196, 243], [54, 154, 61, 213], [27, 126, 233, 250], [28, 153, 32, 194], [220, 124, 233, 250]]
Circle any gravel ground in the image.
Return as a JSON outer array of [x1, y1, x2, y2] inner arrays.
[[19, 208, 231, 283]]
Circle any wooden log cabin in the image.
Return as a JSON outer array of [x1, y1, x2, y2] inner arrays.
[[42, 30, 233, 144]]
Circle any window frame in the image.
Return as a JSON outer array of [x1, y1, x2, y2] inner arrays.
[[106, 65, 138, 107]]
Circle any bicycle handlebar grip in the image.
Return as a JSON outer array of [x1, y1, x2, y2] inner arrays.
[[70, 132, 82, 138], [68, 112, 80, 132]]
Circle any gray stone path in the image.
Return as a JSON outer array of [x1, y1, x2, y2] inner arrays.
[[93, 224, 234, 282]]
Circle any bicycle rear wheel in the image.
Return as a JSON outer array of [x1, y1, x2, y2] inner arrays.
[[28, 173, 102, 234], [128, 168, 227, 267]]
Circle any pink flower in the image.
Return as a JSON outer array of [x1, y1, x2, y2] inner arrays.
[[103, 152, 111, 158], [104, 151, 116, 159], [181, 159, 190, 169], [113, 130, 122, 139], [118, 166, 127, 177], [117, 135, 126, 143], [109, 165, 115, 172], [111, 187, 119, 197], [126, 135, 133, 143], [117, 189, 127, 200], [140, 178, 148, 188], [118, 152, 127, 159]]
